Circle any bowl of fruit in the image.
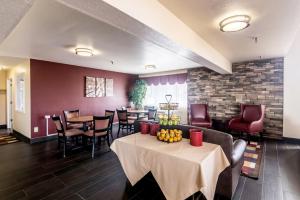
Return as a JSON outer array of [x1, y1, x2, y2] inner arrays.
[[157, 129, 183, 143]]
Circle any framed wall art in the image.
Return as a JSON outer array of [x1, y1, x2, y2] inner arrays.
[[85, 76, 96, 97], [105, 78, 113, 96], [96, 77, 105, 97]]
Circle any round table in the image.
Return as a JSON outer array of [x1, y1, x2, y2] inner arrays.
[[68, 116, 93, 131], [127, 110, 148, 119]]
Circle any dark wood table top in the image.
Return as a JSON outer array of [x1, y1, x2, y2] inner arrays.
[[127, 110, 148, 114], [68, 116, 93, 123]]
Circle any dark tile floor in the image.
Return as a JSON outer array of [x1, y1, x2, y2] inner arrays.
[[0, 127, 299, 200]]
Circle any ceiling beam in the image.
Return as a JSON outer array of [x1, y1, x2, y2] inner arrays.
[[0, 0, 35, 45], [56, 0, 232, 74]]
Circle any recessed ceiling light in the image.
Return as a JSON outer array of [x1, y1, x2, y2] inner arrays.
[[145, 65, 156, 70], [219, 15, 251, 32], [75, 48, 93, 57]]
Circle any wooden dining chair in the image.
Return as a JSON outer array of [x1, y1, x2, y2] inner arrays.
[[83, 116, 110, 158], [52, 115, 84, 158], [116, 109, 135, 138], [63, 109, 82, 130], [105, 110, 115, 140]]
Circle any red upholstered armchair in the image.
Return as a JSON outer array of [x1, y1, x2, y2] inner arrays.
[[189, 104, 212, 128], [229, 104, 265, 142]]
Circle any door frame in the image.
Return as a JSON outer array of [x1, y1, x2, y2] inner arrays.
[[6, 79, 13, 132]]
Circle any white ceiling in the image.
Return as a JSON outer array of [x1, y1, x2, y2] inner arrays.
[[159, 0, 300, 62], [0, 0, 200, 74], [0, 56, 27, 69]]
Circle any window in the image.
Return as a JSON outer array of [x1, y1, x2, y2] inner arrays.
[[16, 73, 25, 113], [144, 82, 187, 123]]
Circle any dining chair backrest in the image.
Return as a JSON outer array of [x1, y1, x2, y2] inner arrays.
[[148, 109, 157, 120], [117, 109, 128, 122], [63, 109, 80, 122], [52, 115, 65, 135], [63, 109, 80, 128], [105, 110, 115, 124], [93, 116, 110, 133]]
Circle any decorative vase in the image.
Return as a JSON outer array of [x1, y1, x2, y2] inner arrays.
[[150, 123, 160, 136], [189, 129, 203, 146], [140, 122, 150, 134]]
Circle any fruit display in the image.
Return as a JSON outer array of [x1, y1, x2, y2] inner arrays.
[[158, 114, 180, 126], [157, 129, 183, 143]]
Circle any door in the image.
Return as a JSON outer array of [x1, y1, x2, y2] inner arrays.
[[6, 79, 12, 131]]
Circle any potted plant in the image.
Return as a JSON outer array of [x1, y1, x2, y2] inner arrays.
[[129, 79, 147, 110]]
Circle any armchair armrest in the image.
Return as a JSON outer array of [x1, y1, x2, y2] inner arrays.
[[231, 139, 247, 167], [249, 113, 264, 132]]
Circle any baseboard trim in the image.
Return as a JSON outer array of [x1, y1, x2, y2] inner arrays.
[[12, 130, 57, 144], [283, 137, 300, 144], [12, 130, 30, 143], [0, 124, 7, 129], [30, 134, 57, 144]]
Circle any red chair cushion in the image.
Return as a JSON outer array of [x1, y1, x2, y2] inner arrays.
[[242, 105, 261, 123], [229, 121, 250, 132], [191, 119, 212, 128]]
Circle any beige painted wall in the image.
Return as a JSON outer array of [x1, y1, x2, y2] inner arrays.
[[284, 30, 300, 139], [7, 59, 31, 138], [0, 70, 7, 125]]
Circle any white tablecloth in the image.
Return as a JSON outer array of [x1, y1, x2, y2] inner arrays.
[[110, 133, 230, 200]]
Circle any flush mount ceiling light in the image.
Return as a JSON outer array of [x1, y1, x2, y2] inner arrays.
[[219, 15, 251, 32], [75, 48, 93, 57], [145, 65, 156, 70]]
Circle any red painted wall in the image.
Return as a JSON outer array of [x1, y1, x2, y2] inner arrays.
[[30, 59, 137, 138]]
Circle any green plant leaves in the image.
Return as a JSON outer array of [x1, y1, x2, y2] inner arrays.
[[130, 79, 147, 109]]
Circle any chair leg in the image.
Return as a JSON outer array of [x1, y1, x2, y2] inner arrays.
[[92, 136, 95, 159], [127, 125, 129, 134], [117, 125, 121, 138], [106, 135, 111, 148], [259, 132, 263, 141], [63, 137, 67, 158], [247, 134, 251, 144], [57, 136, 60, 149], [110, 126, 114, 141]]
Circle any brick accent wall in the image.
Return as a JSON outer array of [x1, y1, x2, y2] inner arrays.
[[187, 57, 284, 137]]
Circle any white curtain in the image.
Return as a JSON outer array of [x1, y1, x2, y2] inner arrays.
[[144, 82, 188, 124]]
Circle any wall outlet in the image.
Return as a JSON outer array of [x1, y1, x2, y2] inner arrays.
[[34, 127, 39, 133]]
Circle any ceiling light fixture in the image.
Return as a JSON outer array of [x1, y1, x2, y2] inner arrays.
[[145, 65, 156, 70], [75, 48, 93, 57], [219, 15, 251, 32]]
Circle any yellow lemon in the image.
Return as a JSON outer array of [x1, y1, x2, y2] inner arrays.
[[159, 136, 163, 141], [169, 138, 174, 143], [174, 137, 178, 142]]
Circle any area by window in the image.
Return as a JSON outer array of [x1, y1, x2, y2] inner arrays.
[[144, 82, 188, 123]]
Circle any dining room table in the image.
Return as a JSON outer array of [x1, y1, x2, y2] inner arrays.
[[127, 109, 149, 119], [68, 115, 93, 131], [110, 133, 230, 200]]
